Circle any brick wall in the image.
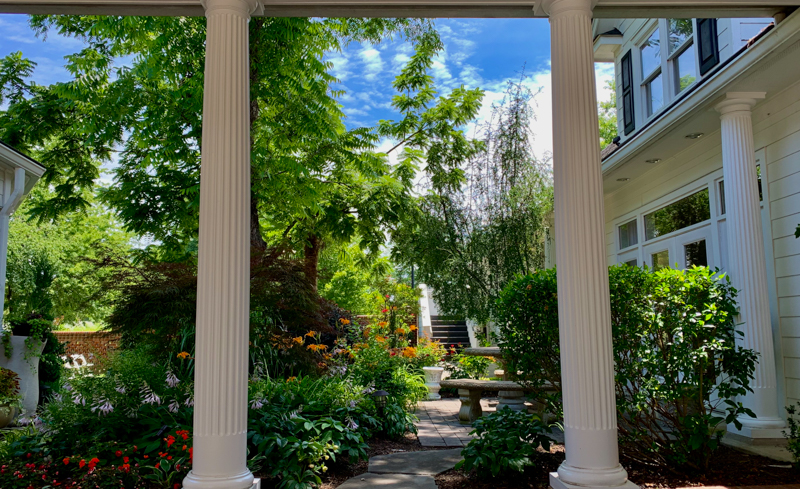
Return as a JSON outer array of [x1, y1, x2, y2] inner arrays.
[[53, 331, 121, 360]]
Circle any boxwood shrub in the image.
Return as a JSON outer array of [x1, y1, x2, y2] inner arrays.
[[496, 265, 758, 470]]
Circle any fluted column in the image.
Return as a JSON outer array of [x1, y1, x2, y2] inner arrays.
[[543, 1, 635, 488], [716, 92, 785, 438], [183, 0, 259, 487]]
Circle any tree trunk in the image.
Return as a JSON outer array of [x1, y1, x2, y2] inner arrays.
[[248, 18, 268, 251], [303, 234, 322, 293]]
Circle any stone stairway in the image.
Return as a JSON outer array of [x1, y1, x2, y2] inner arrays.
[[430, 316, 470, 348]]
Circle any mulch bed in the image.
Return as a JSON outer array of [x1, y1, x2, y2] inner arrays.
[[435, 445, 800, 488]]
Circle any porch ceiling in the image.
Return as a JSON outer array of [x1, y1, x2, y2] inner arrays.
[[0, 0, 797, 18]]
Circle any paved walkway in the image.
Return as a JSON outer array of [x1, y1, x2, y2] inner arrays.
[[337, 449, 463, 488], [415, 398, 496, 447]]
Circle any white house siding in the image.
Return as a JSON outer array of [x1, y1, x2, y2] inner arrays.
[[603, 77, 800, 409]]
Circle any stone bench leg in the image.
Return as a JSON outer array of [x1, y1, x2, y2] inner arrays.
[[457, 388, 482, 425], [498, 390, 526, 412]]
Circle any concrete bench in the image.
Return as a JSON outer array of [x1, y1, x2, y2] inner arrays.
[[440, 379, 530, 424]]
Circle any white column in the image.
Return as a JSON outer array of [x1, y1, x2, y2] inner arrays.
[[0, 168, 26, 326], [543, 1, 635, 488], [183, 0, 258, 488], [716, 92, 785, 438]]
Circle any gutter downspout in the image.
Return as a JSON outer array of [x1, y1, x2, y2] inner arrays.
[[0, 168, 26, 326]]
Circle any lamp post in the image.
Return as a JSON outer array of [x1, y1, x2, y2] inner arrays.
[[372, 390, 389, 417]]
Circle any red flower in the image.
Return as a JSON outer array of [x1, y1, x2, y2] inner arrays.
[[167, 456, 173, 460], [166, 435, 176, 447], [155, 463, 160, 469], [176, 430, 190, 441], [62, 458, 69, 466], [123, 457, 129, 464], [88, 458, 99, 470], [120, 464, 130, 473], [381, 309, 388, 313], [115, 450, 122, 457], [182, 445, 187, 451], [189, 447, 193, 463], [79, 460, 86, 469], [143, 455, 149, 459], [26, 453, 31, 459], [159, 452, 168, 458], [174, 484, 181, 489]]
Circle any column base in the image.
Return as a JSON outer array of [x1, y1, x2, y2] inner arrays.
[[183, 469, 256, 489], [725, 424, 788, 446], [550, 472, 638, 489]]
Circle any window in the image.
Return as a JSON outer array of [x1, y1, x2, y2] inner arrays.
[[684, 239, 708, 267], [619, 219, 638, 249], [625, 259, 638, 267], [651, 250, 670, 271], [718, 165, 763, 215], [644, 188, 711, 240], [641, 29, 663, 116], [668, 19, 697, 94]]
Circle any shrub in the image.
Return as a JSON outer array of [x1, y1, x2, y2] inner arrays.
[[496, 265, 758, 470], [456, 409, 554, 477], [0, 366, 21, 409], [786, 403, 800, 471], [441, 349, 492, 380]]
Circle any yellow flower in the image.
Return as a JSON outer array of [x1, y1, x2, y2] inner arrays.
[[375, 336, 386, 343], [177, 351, 190, 360], [305, 331, 317, 338], [402, 347, 417, 359], [287, 376, 297, 382], [293, 336, 304, 345], [377, 321, 388, 327], [339, 318, 350, 325], [409, 325, 418, 332], [395, 328, 406, 335]]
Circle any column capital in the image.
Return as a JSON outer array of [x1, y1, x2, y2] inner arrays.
[[201, 0, 261, 16], [715, 92, 766, 115], [537, 0, 598, 17]]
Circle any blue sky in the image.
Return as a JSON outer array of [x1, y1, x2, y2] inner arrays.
[[0, 14, 614, 161]]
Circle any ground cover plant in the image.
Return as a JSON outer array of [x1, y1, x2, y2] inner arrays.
[[496, 265, 758, 471]]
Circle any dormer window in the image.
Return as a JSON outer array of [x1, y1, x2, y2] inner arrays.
[[641, 28, 663, 116], [668, 19, 697, 93]]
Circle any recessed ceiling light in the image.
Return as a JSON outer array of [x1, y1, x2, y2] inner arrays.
[[685, 132, 704, 139], [617, 178, 630, 182], [645, 158, 662, 164]]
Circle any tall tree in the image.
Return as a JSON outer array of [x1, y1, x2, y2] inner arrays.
[[392, 76, 553, 323], [598, 79, 618, 149]]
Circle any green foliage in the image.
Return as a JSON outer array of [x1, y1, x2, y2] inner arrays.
[[456, 409, 554, 477], [393, 75, 552, 323], [598, 80, 617, 149], [6, 187, 132, 325], [442, 351, 492, 380], [0, 366, 21, 408], [496, 265, 758, 470], [42, 347, 194, 451], [785, 403, 800, 471], [380, 401, 418, 440]]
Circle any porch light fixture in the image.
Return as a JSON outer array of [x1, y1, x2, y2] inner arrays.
[[645, 158, 661, 164], [617, 178, 630, 182], [372, 390, 389, 416], [685, 132, 705, 139]]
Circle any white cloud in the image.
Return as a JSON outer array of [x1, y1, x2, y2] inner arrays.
[[328, 53, 350, 81], [358, 46, 384, 81]]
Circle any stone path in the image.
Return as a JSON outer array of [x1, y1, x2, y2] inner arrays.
[[337, 449, 463, 489], [414, 398, 495, 447]]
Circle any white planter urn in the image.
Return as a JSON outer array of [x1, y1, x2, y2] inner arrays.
[[0, 336, 46, 416], [422, 366, 444, 401]]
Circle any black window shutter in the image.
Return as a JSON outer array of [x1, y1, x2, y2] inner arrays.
[[621, 50, 635, 136], [697, 19, 720, 76]]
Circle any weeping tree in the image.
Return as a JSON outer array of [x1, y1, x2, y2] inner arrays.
[[392, 76, 554, 324]]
